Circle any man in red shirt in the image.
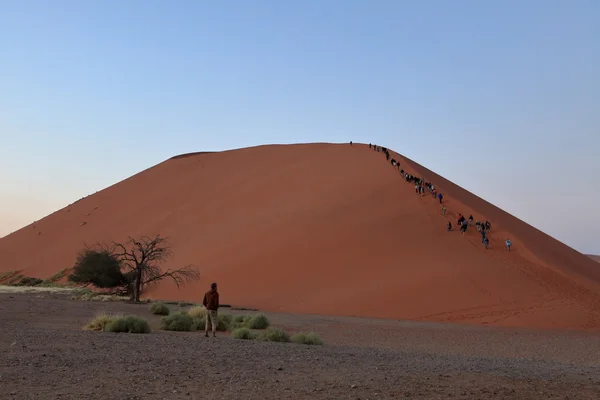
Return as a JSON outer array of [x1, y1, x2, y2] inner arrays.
[[203, 282, 219, 338]]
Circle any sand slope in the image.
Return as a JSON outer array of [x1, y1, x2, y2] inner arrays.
[[588, 255, 600, 263], [1, 143, 599, 330]]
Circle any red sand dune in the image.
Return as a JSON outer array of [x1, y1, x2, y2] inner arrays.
[[1, 143, 600, 331], [588, 255, 600, 263]]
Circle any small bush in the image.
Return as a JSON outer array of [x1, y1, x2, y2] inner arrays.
[[161, 311, 193, 331], [217, 313, 233, 331], [187, 306, 206, 319], [258, 327, 290, 343], [150, 302, 170, 315], [232, 327, 257, 340], [246, 313, 270, 329], [232, 315, 246, 329], [190, 317, 206, 331], [84, 312, 115, 331], [105, 315, 150, 334], [15, 276, 44, 286], [291, 332, 324, 345]]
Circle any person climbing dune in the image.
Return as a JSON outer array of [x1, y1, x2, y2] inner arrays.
[[447, 221, 452, 232], [460, 219, 468, 236], [441, 205, 447, 215], [483, 237, 489, 249], [505, 239, 512, 251], [438, 193, 443, 204]]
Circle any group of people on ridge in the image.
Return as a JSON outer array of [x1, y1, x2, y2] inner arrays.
[[366, 142, 512, 252]]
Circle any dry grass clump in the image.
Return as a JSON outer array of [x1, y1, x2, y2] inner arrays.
[[84, 312, 151, 334], [84, 312, 116, 331], [105, 315, 151, 333], [150, 302, 170, 315], [231, 327, 257, 340], [257, 327, 290, 343], [291, 332, 324, 345], [187, 305, 206, 319]]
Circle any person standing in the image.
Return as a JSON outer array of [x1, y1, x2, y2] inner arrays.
[[505, 239, 512, 251], [203, 282, 220, 338]]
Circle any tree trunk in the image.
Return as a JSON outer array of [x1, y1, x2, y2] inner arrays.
[[133, 269, 142, 302]]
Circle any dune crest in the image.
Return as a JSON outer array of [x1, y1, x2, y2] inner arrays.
[[1, 143, 599, 331]]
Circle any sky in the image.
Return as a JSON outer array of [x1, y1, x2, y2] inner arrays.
[[0, 0, 599, 253]]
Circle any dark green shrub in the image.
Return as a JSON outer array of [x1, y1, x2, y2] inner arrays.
[[190, 317, 206, 331], [68, 249, 127, 288], [217, 313, 232, 331], [161, 311, 193, 331], [246, 313, 270, 329]]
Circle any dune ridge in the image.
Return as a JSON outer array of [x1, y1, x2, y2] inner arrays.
[[1, 142, 599, 331]]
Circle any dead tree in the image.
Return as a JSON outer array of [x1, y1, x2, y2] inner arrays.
[[109, 235, 199, 302]]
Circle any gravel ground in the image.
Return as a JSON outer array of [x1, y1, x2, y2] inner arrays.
[[1, 293, 599, 399]]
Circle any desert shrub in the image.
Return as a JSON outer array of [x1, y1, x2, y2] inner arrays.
[[245, 313, 270, 329], [105, 315, 150, 334], [190, 317, 206, 331], [217, 313, 233, 331], [14, 276, 44, 286], [68, 249, 127, 288], [257, 327, 290, 343], [161, 311, 193, 331], [232, 315, 246, 329], [0, 271, 17, 282], [291, 332, 324, 345], [187, 306, 206, 319], [84, 312, 115, 331], [150, 302, 170, 315], [231, 327, 257, 340]]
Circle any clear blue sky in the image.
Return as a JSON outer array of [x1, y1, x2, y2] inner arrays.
[[1, 0, 599, 253]]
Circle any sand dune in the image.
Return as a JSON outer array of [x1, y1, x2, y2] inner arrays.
[[1, 143, 599, 330], [588, 255, 600, 263]]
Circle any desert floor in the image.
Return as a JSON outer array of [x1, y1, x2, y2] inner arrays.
[[1, 291, 599, 399]]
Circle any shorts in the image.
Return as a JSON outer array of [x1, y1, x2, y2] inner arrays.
[[205, 310, 218, 331]]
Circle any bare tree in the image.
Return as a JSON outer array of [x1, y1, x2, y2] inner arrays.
[[107, 235, 199, 302]]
